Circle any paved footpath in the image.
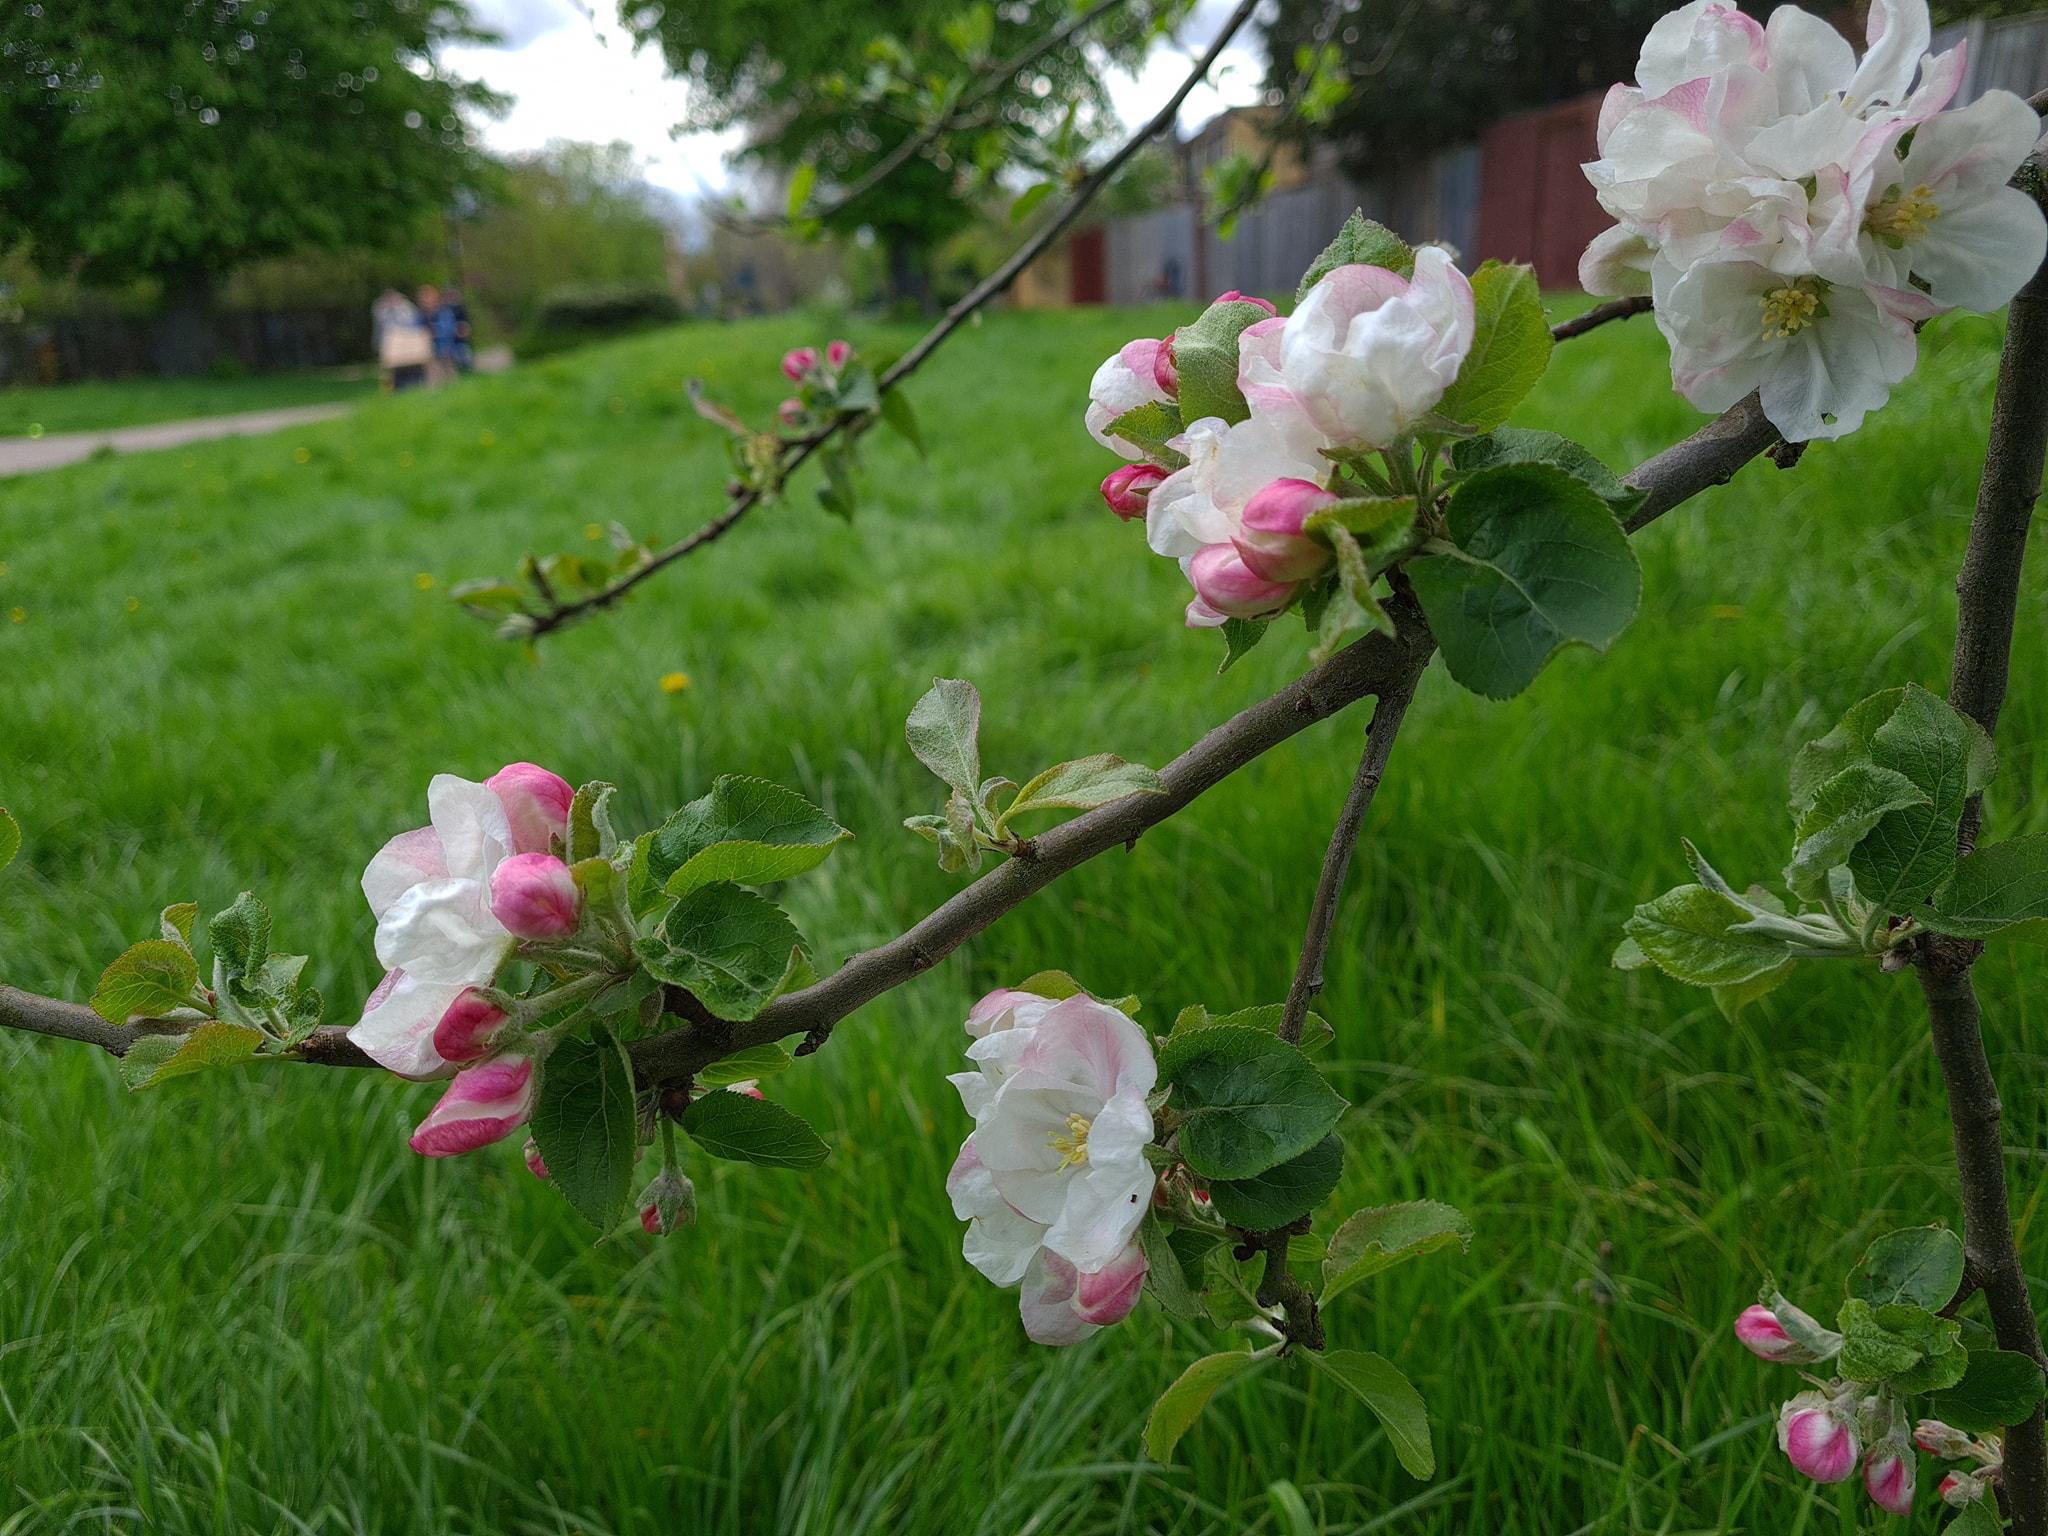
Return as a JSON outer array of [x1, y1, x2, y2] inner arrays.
[[0, 401, 354, 477]]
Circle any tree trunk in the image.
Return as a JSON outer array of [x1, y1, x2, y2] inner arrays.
[[151, 269, 220, 376]]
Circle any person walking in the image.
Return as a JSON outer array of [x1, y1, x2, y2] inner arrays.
[[373, 287, 431, 391]]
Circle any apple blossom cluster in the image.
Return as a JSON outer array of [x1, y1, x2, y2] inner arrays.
[[777, 337, 860, 432], [1582, 0, 2047, 442]]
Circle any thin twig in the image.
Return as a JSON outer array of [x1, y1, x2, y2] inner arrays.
[[1278, 671, 1418, 1045], [518, 0, 1264, 640], [1551, 295, 1653, 343]]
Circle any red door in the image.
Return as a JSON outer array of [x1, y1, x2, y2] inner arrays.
[[1070, 227, 1107, 305]]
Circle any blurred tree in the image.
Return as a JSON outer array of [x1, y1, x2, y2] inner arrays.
[[0, 0, 502, 370], [622, 0, 1187, 307]]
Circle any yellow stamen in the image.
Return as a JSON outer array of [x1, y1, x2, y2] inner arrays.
[[1866, 183, 1941, 243], [1760, 284, 1822, 341], [1048, 1111, 1093, 1170]]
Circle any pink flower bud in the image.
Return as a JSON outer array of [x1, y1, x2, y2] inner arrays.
[[725, 1079, 765, 1099], [639, 1166, 696, 1235], [523, 1136, 550, 1180], [1865, 1443, 1915, 1516], [1187, 542, 1298, 620], [1939, 1471, 1989, 1508], [489, 852, 582, 940], [778, 397, 804, 427], [409, 1052, 537, 1157], [640, 1200, 662, 1235], [487, 762, 574, 856], [781, 346, 818, 381], [1779, 1394, 1859, 1484], [1734, 1305, 1796, 1360], [1215, 289, 1278, 316], [1152, 331, 1178, 395], [1100, 463, 1166, 520], [432, 987, 510, 1063], [827, 338, 852, 368], [1235, 476, 1337, 581], [1915, 1420, 1975, 1459]]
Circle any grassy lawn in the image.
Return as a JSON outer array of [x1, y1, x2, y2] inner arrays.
[[0, 370, 375, 437], [0, 298, 2039, 1534]]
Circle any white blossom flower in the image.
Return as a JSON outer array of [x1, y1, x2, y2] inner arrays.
[[1145, 409, 1329, 561], [1085, 338, 1172, 459]]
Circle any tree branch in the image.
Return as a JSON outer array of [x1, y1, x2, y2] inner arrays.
[[1277, 663, 1419, 1045], [1551, 295, 1653, 343], [1623, 392, 1781, 532], [516, 0, 1263, 640]]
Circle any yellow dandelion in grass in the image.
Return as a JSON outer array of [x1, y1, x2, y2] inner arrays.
[[124, 596, 140, 614], [660, 671, 691, 695], [583, 522, 603, 541], [478, 429, 497, 448], [414, 572, 436, 591], [293, 447, 312, 464], [8, 607, 24, 624]]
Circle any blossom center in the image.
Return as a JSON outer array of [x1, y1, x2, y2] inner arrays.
[[1048, 1111, 1093, 1170], [1759, 282, 1823, 341], [1866, 183, 1941, 244]]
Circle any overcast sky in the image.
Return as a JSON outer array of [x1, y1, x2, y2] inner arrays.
[[443, 0, 1268, 204]]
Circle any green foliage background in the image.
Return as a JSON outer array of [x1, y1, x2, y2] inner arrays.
[[0, 300, 2041, 1531]]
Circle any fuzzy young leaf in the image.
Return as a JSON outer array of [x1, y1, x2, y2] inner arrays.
[[1949, 1497, 2004, 1536], [1138, 1213, 1204, 1320], [118, 1021, 265, 1090], [998, 755, 1164, 834], [1322, 1200, 1474, 1304], [1621, 884, 1798, 987], [1849, 1225, 1965, 1311], [651, 776, 851, 898], [681, 1089, 829, 1168], [1449, 429, 1641, 515], [160, 902, 199, 947], [1929, 1349, 2048, 1434], [207, 892, 271, 982], [1173, 298, 1272, 425], [1783, 762, 1930, 901], [1205, 1134, 1343, 1228], [1103, 401, 1187, 467], [1144, 1349, 1258, 1463], [92, 940, 200, 1024], [529, 1026, 638, 1231], [1924, 835, 2048, 938], [906, 678, 983, 795], [1849, 688, 1982, 912], [568, 781, 618, 862], [1298, 210, 1413, 299], [1408, 463, 1640, 700], [637, 883, 806, 1021], [696, 1042, 796, 1087], [1836, 1297, 1966, 1392], [1304, 1350, 1435, 1478], [1159, 1025, 1347, 1180], [1713, 961, 1797, 1019], [1436, 261, 1551, 433], [1218, 617, 1268, 673], [1302, 494, 1418, 565]]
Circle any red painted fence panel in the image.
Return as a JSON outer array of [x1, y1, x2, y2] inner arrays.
[[1476, 91, 1613, 289]]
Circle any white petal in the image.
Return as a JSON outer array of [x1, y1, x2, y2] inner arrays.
[[1847, 0, 1931, 112], [1042, 1156, 1155, 1272], [1764, 5, 1854, 115], [347, 970, 463, 1079], [374, 876, 511, 982], [1910, 188, 2048, 313], [361, 824, 446, 922], [426, 775, 513, 884]]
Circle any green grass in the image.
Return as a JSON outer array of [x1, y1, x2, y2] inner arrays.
[[0, 370, 374, 437], [1, 299, 2041, 1534]]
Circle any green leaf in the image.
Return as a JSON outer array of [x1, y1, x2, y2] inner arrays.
[[1929, 1348, 2048, 1434], [1849, 687, 1981, 912], [1304, 1350, 1435, 1478], [207, 892, 271, 982], [118, 1021, 264, 1089], [1836, 1296, 1965, 1391], [1015, 969, 1089, 1000], [696, 1042, 796, 1087], [1407, 463, 1640, 700], [1218, 616, 1268, 673], [637, 883, 806, 1021], [1144, 1349, 1258, 1463], [1102, 400, 1187, 466], [160, 902, 199, 947], [91, 940, 200, 1023], [1205, 1133, 1343, 1228], [1849, 1225, 1965, 1310], [1302, 494, 1418, 565], [1712, 961, 1796, 1020], [1621, 884, 1797, 987], [0, 808, 17, 873], [1783, 762, 1931, 900], [1168, 1001, 1334, 1054], [786, 161, 817, 221], [1138, 1212, 1204, 1320], [1949, 1498, 2004, 1536], [1009, 180, 1054, 223], [997, 755, 1164, 834], [1925, 836, 2048, 938], [878, 389, 925, 457], [651, 775, 851, 898], [905, 678, 982, 795], [1449, 428, 1642, 516], [1297, 210, 1414, 300], [1159, 1025, 1348, 1180], [1436, 261, 1551, 433], [1321, 1200, 1475, 1304], [528, 1026, 638, 1231], [568, 780, 617, 862], [1173, 298, 1272, 425], [681, 1088, 829, 1168]]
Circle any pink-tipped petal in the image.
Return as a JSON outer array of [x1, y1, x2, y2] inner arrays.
[[826, 338, 852, 368], [1865, 1445, 1915, 1516], [488, 853, 583, 940], [431, 987, 510, 1064], [1187, 543, 1299, 619], [1101, 463, 1167, 520], [1235, 476, 1337, 581], [523, 1137, 551, 1180], [781, 346, 818, 381], [1214, 289, 1278, 316], [1734, 1304, 1794, 1360], [1782, 1403, 1859, 1484], [1152, 331, 1179, 395], [486, 762, 574, 856], [409, 1054, 536, 1157], [1073, 1240, 1148, 1325]]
